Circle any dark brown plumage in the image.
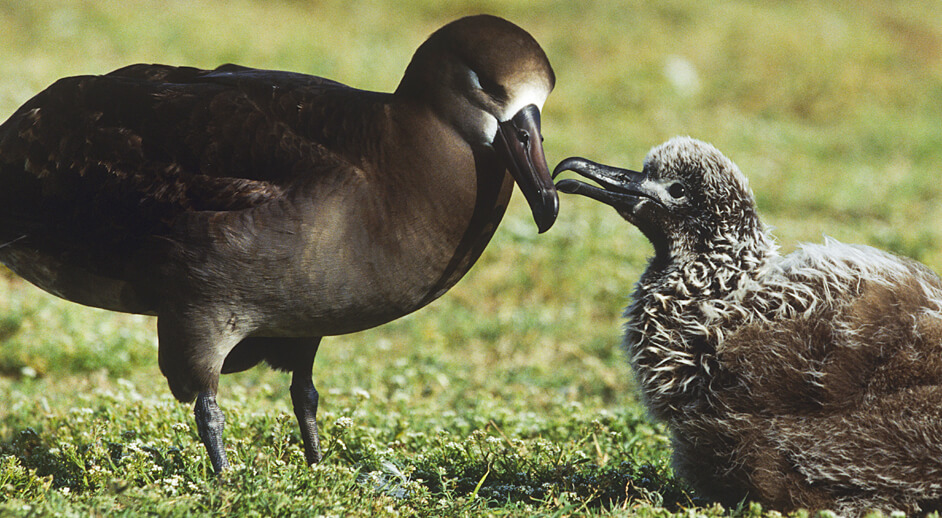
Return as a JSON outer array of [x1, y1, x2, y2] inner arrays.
[[0, 15, 558, 473], [555, 137, 942, 515]]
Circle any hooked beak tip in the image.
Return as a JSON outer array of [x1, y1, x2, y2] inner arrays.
[[552, 162, 568, 180], [553, 157, 593, 180], [535, 193, 560, 233]]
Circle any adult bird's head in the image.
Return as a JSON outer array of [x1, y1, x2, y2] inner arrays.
[[396, 15, 558, 233], [554, 137, 762, 260]]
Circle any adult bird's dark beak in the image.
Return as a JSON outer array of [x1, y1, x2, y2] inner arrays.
[[495, 104, 559, 233]]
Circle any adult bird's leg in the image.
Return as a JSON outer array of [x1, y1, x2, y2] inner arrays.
[[194, 390, 230, 473], [157, 313, 238, 475], [290, 338, 323, 465]]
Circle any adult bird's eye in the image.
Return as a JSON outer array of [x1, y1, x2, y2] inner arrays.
[[668, 182, 686, 199]]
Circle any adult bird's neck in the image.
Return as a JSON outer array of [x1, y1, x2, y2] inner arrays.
[[287, 99, 514, 324], [382, 101, 515, 307]]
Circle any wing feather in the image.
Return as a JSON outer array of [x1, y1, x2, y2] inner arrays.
[[0, 63, 384, 242]]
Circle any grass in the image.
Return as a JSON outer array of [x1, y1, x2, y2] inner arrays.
[[1, 0, 940, 515]]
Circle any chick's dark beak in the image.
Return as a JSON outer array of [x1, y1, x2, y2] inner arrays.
[[495, 104, 559, 233], [553, 157, 647, 209]]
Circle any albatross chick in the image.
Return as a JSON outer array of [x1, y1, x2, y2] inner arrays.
[[555, 137, 942, 516]]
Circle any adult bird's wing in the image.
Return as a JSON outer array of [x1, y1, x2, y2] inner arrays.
[[0, 63, 384, 244]]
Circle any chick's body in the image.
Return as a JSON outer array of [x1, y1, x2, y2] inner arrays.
[[557, 137, 942, 515]]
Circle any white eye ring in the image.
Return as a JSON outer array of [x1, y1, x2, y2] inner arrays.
[[468, 69, 482, 90]]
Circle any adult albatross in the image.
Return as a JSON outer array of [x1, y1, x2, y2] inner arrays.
[[0, 15, 558, 473]]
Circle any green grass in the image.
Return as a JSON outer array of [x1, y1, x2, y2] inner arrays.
[[1, 0, 941, 515]]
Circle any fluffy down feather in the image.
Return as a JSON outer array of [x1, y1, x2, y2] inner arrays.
[[559, 137, 942, 515]]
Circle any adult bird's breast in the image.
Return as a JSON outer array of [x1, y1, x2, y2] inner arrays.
[[157, 118, 515, 339]]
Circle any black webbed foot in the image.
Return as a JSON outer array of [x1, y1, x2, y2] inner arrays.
[[194, 391, 230, 473]]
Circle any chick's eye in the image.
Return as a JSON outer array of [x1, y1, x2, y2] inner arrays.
[[668, 182, 686, 199]]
